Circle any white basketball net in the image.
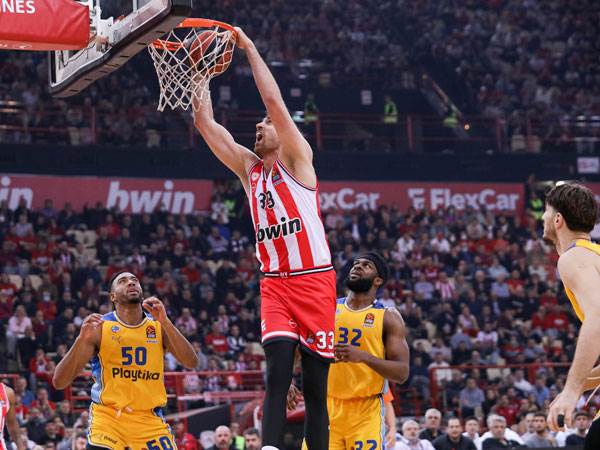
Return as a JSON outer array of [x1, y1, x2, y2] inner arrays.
[[148, 23, 236, 112]]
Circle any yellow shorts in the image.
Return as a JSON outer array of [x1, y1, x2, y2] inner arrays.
[[302, 395, 385, 450], [88, 403, 176, 450]]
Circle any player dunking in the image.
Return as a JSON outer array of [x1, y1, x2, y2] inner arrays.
[[0, 381, 25, 450], [542, 183, 600, 449], [194, 28, 335, 450], [53, 272, 198, 450], [290, 253, 410, 450]]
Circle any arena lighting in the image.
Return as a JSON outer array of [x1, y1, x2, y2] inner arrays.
[[464, 123, 471, 130]]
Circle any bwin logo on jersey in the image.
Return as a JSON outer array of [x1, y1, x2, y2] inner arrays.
[[256, 217, 302, 243]]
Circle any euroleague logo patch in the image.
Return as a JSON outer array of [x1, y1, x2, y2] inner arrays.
[[363, 313, 375, 328], [306, 332, 315, 345], [146, 325, 156, 339], [111, 325, 120, 333]]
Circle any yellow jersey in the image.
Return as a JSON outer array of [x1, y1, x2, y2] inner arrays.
[[90, 311, 167, 411], [328, 298, 387, 400], [562, 239, 600, 322]]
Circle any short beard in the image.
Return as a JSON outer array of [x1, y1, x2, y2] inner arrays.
[[542, 227, 557, 248], [345, 276, 374, 293], [122, 292, 142, 304]]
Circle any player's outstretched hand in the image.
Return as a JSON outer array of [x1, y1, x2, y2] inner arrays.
[[334, 343, 367, 363], [287, 383, 303, 411], [547, 390, 578, 432], [233, 27, 252, 50], [79, 314, 103, 343], [143, 296, 168, 323]]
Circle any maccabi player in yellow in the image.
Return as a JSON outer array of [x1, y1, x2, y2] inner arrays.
[[292, 252, 410, 450], [541, 183, 600, 449], [53, 272, 198, 450]]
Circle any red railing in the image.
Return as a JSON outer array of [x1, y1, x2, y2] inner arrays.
[[429, 363, 571, 414], [2, 102, 594, 152]]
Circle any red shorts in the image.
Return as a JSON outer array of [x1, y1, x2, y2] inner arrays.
[[260, 269, 336, 360]]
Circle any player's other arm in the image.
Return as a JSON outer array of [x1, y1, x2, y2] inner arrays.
[[235, 28, 316, 187], [143, 296, 198, 369], [53, 314, 102, 390], [558, 250, 600, 390], [335, 308, 410, 384], [193, 89, 258, 183], [5, 386, 25, 450], [548, 249, 600, 429]]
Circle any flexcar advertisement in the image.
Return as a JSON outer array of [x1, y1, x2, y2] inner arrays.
[[317, 181, 524, 213]]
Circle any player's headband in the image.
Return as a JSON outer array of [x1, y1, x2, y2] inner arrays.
[[356, 252, 389, 284]]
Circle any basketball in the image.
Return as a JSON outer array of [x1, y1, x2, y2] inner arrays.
[[188, 30, 234, 75]]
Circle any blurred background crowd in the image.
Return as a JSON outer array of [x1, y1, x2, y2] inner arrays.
[[0, 0, 598, 151], [0, 178, 592, 448]]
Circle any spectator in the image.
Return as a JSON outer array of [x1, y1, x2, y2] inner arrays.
[[6, 305, 32, 357], [30, 387, 56, 420], [565, 412, 589, 446], [462, 417, 482, 450], [56, 401, 76, 428], [512, 370, 534, 396], [14, 376, 35, 407], [173, 419, 198, 450], [205, 322, 229, 356], [242, 428, 262, 450], [419, 409, 443, 442], [206, 425, 235, 450], [433, 417, 476, 450], [459, 378, 485, 418], [175, 308, 198, 338], [520, 413, 536, 443], [71, 432, 88, 450], [397, 420, 435, 450], [429, 353, 452, 386], [39, 422, 62, 446], [523, 413, 556, 448], [26, 407, 47, 444], [226, 325, 246, 355], [481, 415, 523, 449]]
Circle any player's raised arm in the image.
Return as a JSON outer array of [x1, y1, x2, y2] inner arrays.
[[193, 87, 258, 183], [548, 249, 600, 430], [53, 314, 102, 390], [334, 307, 410, 384], [234, 27, 315, 185]]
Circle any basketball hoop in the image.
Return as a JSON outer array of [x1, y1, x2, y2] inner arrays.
[[148, 18, 236, 112]]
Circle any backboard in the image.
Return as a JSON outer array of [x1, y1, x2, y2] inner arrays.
[[49, 0, 192, 98]]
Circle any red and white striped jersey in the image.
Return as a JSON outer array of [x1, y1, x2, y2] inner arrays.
[[0, 383, 8, 450], [247, 160, 332, 275]]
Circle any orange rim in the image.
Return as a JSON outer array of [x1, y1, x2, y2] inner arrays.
[[152, 18, 235, 50]]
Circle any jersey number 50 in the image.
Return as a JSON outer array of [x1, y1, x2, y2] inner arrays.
[[121, 346, 147, 366]]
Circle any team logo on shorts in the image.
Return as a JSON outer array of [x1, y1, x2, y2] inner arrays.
[[252, 172, 260, 181], [363, 313, 375, 328], [306, 332, 315, 344], [111, 325, 120, 333], [146, 325, 156, 339]]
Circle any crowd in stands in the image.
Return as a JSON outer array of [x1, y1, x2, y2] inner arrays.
[[0, 178, 595, 447], [1, 0, 599, 150], [388, 0, 600, 151]]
